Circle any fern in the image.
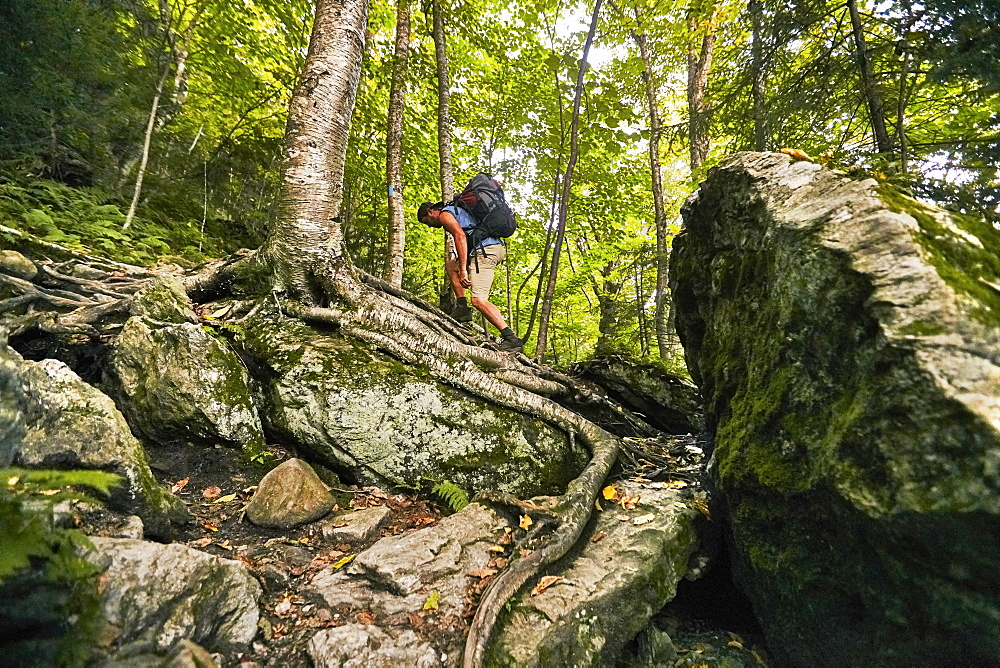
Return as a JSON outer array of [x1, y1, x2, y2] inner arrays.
[[430, 480, 470, 513]]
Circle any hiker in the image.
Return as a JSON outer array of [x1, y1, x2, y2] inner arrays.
[[418, 200, 524, 352]]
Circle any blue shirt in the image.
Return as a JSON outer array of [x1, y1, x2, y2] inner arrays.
[[443, 205, 500, 251]]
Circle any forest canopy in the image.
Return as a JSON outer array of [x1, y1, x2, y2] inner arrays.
[[1, 0, 997, 365]]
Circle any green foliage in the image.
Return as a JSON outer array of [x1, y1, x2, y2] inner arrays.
[[429, 479, 470, 513], [0, 467, 119, 583]]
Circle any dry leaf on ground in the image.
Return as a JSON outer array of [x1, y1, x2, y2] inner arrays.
[[530, 575, 566, 596], [519, 514, 533, 530], [201, 486, 222, 500]]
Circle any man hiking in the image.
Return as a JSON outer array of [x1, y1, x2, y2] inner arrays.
[[418, 201, 524, 352]]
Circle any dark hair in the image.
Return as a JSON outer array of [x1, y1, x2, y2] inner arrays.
[[417, 201, 443, 224]]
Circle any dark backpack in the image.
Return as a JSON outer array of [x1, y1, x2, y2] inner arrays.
[[451, 173, 517, 256]]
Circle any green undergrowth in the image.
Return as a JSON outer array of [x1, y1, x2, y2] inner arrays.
[[0, 177, 256, 266], [1, 468, 120, 665]]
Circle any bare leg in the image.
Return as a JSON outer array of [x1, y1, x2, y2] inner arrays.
[[470, 296, 508, 332], [445, 258, 466, 299]]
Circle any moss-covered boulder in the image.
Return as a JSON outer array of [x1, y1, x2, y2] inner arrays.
[[231, 312, 588, 497], [489, 480, 702, 666], [128, 275, 197, 324], [87, 538, 261, 661], [4, 345, 187, 538], [670, 152, 1000, 665], [109, 318, 264, 450], [572, 356, 703, 434]]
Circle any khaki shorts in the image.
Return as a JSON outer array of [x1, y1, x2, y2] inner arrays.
[[468, 243, 505, 299]]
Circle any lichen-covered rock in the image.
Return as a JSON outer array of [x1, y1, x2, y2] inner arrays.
[[245, 457, 334, 529], [572, 356, 703, 434], [308, 503, 510, 664], [86, 538, 261, 660], [7, 347, 186, 538], [670, 152, 1000, 665], [317, 505, 392, 544], [0, 345, 25, 466], [109, 317, 264, 450], [128, 275, 197, 324], [232, 313, 589, 497], [489, 481, 702, 666], [0, 249, 37, 280], [308, 624, 439, 667]]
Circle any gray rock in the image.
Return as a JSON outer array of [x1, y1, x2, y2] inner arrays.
[[8, 350, 186, 538], [308, 502, 508, 620], [489, 481, 702, 666], [0, 249, 37, 280], [231, 313, 589, 498], [307, 624, 440, 668], [0, 345, 25, 466], [128, 275, 197, 324], [88, 537, 261, 659], [112, 515, 144, 540], [670, 151, 1000, 665], [245, 458, 335, 529], [572, 356, 703, 434], [318, 505, 392, 544], [110, 317, 264, 450]]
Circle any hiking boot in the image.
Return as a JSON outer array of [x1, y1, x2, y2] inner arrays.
[[451, 303, 474, 323], [497, 336, 524, 352]]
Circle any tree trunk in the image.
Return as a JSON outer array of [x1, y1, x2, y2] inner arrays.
[[123, 64, 170, 231], [260, 0, 369, 297], [384, 0, 411, 287], [628, 4, 673, 359], [686, 3, 717, 171], [535, 0, 603, 362], [846, 0, 894, 159], [749, 0, 768, 151]]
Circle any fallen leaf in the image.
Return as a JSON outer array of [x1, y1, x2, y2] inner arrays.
[[780, 147, 813, 162], [170, 477, 189, 493], [299, 536, 309, 544], [202, 486, 222, 500], [217, 540, 233, 551], [190, 537, 212, 548], [332, 554, 355, 569], [530, 575, 565, 596], [621, 495, 640, 510], [727, 640, 745, 649], [632, 513, 655, 525], [499, 528, 513, 545], [666, 480, 688, 489], [487, 545, 506, 553], [357, 610, 375, 625], [422, 591, 440, 611], [202, 522, 219, 532], [591, 532, 607, 543], [519, 514, 533, 530], [236, 555, 255, 569], [615, 514, 630, 522], [602, 485, 619, 501], [594, 497, 602, 512], [467, 568, 498, 579], [337, 543, 351, 552], [213, 493, 238, 504]]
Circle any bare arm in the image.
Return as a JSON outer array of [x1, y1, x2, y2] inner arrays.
[[439, 211, 470, 287]]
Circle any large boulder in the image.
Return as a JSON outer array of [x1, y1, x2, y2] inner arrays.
[[231, 312, 589, 497], [489, 480, 703, 666], [572, 356, 703, 434], [5, 345, 187, 538], [670, 152, 1000, 665], [109, 317, 264, 450], [87, 538, 261, 661]]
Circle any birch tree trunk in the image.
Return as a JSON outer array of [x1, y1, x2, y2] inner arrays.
[[384, 0, 411, 286], [259, 0, 369, 297], [847, 0, 894, 159], [686, 3, 717, 171], [431, 0, 454, 201], [535, 0, 603, 362], [629, 4, 673, 358], [123, 65, 170, 231]]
